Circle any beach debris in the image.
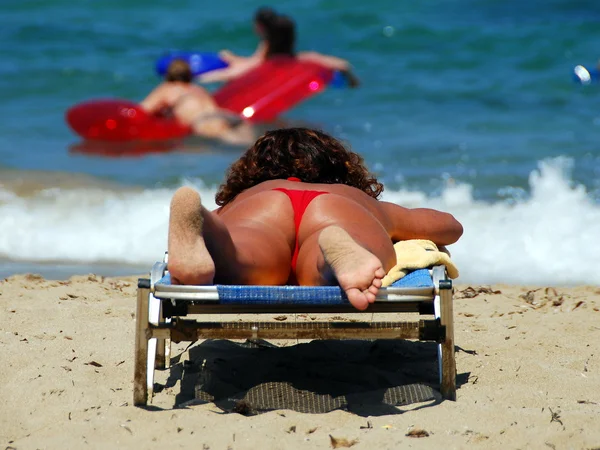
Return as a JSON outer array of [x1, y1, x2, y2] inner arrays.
[[85, 361, 103, 367], [108, 280, 130, 291], [456, 286, 501, 299], [359, 421, 373, 429], [24, 273, 45, 282], [548, 408, 563, 426], [120, 424, 133, 434], [406, 428, 429, 438], [381, 425, 393, 429], [329, 435, 358, 448], [286, 425, 297, 433], [519, 288, 568, 309], [231, 399, 257, 416], [573, 301, 585, 311], [307, 427, 318, 434], [273, 315, 288, 321]]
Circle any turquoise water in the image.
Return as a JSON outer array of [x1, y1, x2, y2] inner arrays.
[[1, 0, 600, 283]]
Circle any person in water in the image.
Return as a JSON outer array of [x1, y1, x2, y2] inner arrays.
[[140, 59, 255, 145], [167, 127, 463, 311], [199, 14, 360, 87], [217, 6, 277, 67]]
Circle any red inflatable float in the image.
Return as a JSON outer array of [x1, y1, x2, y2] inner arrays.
[[65, 99, 191, 141], [214, 57, 334, 123]]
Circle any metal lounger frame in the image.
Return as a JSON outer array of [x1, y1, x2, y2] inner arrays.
[[133, 260, 456, 406]]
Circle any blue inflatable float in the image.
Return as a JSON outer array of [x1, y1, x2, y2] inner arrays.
[[155, 51, 348, 88], [155, 51, 228, 77], [573, 64, 599, 85]]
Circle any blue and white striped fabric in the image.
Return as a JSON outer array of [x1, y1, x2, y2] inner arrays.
[[155, 269, 433, 305]]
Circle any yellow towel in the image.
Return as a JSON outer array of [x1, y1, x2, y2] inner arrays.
[[381, 240, 459, 287]]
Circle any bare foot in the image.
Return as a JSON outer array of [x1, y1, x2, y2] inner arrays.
[[167, 187, 215, 285], [318, 226, 386, 311]]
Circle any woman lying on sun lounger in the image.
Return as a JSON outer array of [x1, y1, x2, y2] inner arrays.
[[167, 127, 463, 311]]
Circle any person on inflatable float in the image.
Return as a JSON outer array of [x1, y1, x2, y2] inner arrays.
[[199, 13, 360, 87], [141, 59, 255, 145], [217, 7, 277, 69]]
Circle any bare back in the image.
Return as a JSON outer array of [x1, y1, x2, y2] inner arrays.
[[140, 82, 219, 125]]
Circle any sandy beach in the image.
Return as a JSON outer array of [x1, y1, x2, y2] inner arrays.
[[1, 273, 600, 449]]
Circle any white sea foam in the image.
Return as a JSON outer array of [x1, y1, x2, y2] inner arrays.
[[0, 158, 598, 285]]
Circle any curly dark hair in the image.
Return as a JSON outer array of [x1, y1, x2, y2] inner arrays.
[[215, 128, 384, 206]]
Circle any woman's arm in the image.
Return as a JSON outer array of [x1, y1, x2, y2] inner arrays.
[[197, 59, 259, 84], [139, 85, 167, 113], [298, 51, 360, 87], [220, 41, 266, 65], [298, 51, 350, 71], [297, 51, 360, 87], [380, 201, 464, 246]]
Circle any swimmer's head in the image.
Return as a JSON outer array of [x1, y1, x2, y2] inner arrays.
[[254, 6, 277, 37], [165, 59, 193, 83], [265, 14, 296, 58]]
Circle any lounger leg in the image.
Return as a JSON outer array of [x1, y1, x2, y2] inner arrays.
[[439, 280, 456, 400], [134, 279, 151, 406], [155, 301, 168, 369], [150, 260, 169, 370]]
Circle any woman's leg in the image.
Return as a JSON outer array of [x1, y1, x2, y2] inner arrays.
[[167, 187, 294, 285], [294, 194, 396, 310]]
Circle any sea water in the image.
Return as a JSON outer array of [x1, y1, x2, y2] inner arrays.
[[1, 0, 599, 284]]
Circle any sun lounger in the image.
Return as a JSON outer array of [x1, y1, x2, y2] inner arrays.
[[133, 255, 456, 406]]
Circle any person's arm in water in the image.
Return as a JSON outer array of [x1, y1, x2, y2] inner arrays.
[[381, 202, 464, 247], [219, 41, 267, 65], [139, 85, 168, 114], [197, 58, 260, 84], [298, 51, 360, 88]]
